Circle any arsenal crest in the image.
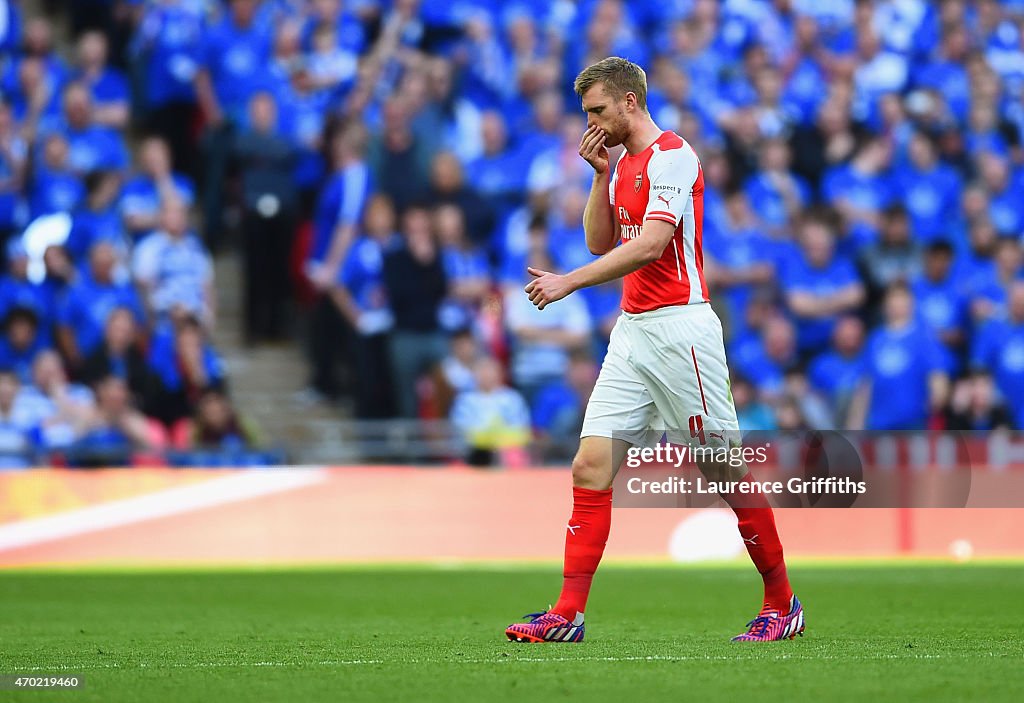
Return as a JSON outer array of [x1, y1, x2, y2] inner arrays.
[[634, 172, 643, 192]]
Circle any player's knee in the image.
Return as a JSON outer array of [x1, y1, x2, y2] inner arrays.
[[571, 451, 613, 490]]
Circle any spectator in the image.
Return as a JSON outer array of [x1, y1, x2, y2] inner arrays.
[[232, 92, 298, 343], [547, 187, 594, 275], [306, 20, 358, 95], [731, 312, 800, 399], [329, 193, 398, 419], [368, 97, 435, 212], [436, 203, 490, 333], [774, 394, 811, 433], [132, 198, 215, 326], [957, 216, 999, 300], [413, 58, 483, 165], [849, 283, 950, 430], [275, 63, 331, 209], [450, 355, 531, 467], [120, 136, 196, 241], [131, 0, 203, 175], [436, 328, 482, 414], [66, 170, 125, 262], [781, 213, 865, 355], [790, 97, 859, 193], [913, 23, 966, 116], [8, 56, 61, 143], [731, 373, 776, 432], [45, 82, 128, 176], [821, 136, 893, 246], [808, 315, 867, 427], [382, 204, 449, 418], [0, 238, 55, 341], [302, 123, 372, 402], [29, 133, 83, 219], [307, 121, 371, 293], [466, 111, 529, 215], [189, 389, 261, 451], [0, 306, 46, 383], [427, 151, 494, 248], [80, 306, 152, 403], [531, 350, 599, 463], [969, 236, 1024, 324], [0, 369, 39, 468], [14, 18, 68, 94], [977, 151, 1024, 237], [857, 204, 921, 311], [745, 138, 810, 235], [13, 349, 94, 453], [504, 247, 591, 402], [194, 0, 272, 250], [57, 240, 145, 371], [526, 114, 594, 199], [945, 371, 1012, 432], [40, 244, 76, 305], [72, 374, 156, 466], [911, 240, 968, 364], [703, 190, 774, 337], [146, 313, 226, 431], [971, 281, 1024, 429], [782, 368, 834, 430], [892, 131, 962, 243], [0, 101, 27, 242], [72, 31, 129, 130]]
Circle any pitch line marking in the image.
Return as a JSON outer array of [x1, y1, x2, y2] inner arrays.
[[6, 652, 1018, 671]]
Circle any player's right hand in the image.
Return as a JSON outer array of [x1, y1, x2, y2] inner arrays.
[[579, 125, 610, 175]]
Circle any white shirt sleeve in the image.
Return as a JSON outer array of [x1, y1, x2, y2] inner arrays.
[[132, 234, 161, 286], [643, 145, 699, 227]]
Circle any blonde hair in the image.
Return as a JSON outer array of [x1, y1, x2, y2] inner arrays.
[[573, 57, 648, 111]]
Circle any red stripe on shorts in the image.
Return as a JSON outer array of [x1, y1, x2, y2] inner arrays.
[[690, 346, 709, 415]]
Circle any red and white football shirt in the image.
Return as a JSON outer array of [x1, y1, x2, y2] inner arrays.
[[609, 130, 709, 313]]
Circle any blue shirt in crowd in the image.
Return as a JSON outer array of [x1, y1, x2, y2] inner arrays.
[[132, 2, 203, 107], [972, 319, 1024, 428], [309, 162, 372, 265], [199, 15, 272, 122], [863, 323, 947, 430], [780, 252, 861, 352], [58, 275, 146, 355]]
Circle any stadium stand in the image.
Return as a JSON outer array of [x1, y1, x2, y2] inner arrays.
[[0, 0, 1023, 466]]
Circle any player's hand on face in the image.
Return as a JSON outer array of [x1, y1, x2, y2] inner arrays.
[[524, 267, 572, 310], [579, 125, 610, 175]]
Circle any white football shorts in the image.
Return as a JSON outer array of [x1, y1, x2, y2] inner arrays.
[[580, 302, 740, 448]]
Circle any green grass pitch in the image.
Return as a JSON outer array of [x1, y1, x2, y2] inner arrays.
[[1, 562, 1022, 702]]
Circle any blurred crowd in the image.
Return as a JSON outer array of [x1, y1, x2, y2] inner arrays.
[[1, 0, 1024, 466], [0, 0, 279, 465]]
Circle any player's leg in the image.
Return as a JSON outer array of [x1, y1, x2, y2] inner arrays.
[[704, 455, 804, 640], [506, 318, 654, 643], [549, 434, 632, 615], [690, 451, 802, 640], [505, 435, 634, 643], [636, 305, 802, 640]]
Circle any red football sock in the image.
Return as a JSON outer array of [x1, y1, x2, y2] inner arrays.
[[719, 472, 793, 612], [551, 486, 613, 621]]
